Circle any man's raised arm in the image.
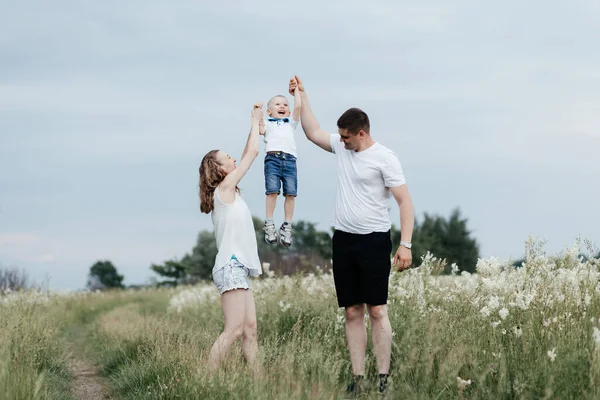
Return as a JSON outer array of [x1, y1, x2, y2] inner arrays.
[[290, 75, 333, 153]]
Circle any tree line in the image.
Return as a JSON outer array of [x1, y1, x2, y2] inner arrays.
[[85, 208, 488, 289], [3, 208, 597, 292]]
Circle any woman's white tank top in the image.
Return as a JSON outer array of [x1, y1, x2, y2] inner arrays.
[[211, 187, 262, 276]]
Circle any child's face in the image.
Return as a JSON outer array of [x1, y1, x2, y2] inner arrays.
[[266, 96, 290, 118]]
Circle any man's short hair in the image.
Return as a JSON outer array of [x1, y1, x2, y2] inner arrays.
[[337, 108, 370, 134]]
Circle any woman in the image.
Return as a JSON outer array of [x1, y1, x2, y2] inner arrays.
[[198, 102, 263, 372]]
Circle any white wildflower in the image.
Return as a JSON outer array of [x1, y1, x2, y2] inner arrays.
[[584, 292, 591, 307], [168, 285, 218, 313], [487, 295, 500, 311], [593, 327, 600, 346], [513, 325, 522, 337], [476, 257, 503, 277], [451, 263, 459, 275], [278, 300, 291, 312], [513, 378, 524, 396], [547, 348, 556, 362], [456, 376, 472, 392], [543, 318, 551, 327], [499, 307, 509, 320]]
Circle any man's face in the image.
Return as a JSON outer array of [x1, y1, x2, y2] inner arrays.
[[338, 128, 362, 151]]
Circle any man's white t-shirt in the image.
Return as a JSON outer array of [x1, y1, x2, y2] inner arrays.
[[329, 134, 406, 234], [264, 117, 299, 157]]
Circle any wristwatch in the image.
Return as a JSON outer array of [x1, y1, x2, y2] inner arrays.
[[400, 241, 412, 249]]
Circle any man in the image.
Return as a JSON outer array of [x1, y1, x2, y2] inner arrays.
[[289, 75, 414, 396]]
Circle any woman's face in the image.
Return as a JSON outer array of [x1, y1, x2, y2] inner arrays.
[[216, 151, 236, 174]]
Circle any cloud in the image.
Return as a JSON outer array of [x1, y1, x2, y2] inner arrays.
[[565, 104, 600, 138], [0, 233, 39, 245], [32, 254, 56, 263], [1, 0, 599, 290], [0, 233, 48, 263], [0, 79, 203, 119]]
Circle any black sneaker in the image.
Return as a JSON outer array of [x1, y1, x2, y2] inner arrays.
[[378, 374, 389, 395], [346, 375, 363, 398]]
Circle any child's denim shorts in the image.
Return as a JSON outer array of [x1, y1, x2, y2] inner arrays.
[[212, 257, 251, 295], [264, 152, 297, 196]]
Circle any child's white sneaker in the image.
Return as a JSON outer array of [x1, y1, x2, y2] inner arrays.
[[279, 222, 293, 247], [264, 220, 277, 244]]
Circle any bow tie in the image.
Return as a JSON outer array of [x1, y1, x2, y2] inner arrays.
[[268, 117, 289, 123]]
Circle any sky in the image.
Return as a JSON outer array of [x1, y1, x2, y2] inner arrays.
[[1, 1, 599, 290]]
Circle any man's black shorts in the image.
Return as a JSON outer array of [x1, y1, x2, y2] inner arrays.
[[332, 229, 392, 308]]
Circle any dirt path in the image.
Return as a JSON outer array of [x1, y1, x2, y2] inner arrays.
[[63, 304, 141, 399], [68, 352, 112, 400]]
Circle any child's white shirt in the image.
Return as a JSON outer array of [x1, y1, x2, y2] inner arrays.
[[263, 117, 299, 157]]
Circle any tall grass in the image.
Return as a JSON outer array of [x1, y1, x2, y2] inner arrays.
[[84, 238, 600, 399], [0, 288, 172, 399], [0, 291, 74, 399], [2, 238, 599, 399]]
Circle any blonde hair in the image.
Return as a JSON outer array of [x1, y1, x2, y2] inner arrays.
[[268, 95, 288, 109], [198, 150, 238, 214]]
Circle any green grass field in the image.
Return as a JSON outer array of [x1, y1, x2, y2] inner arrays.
[[1, 238, 599, 399]]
